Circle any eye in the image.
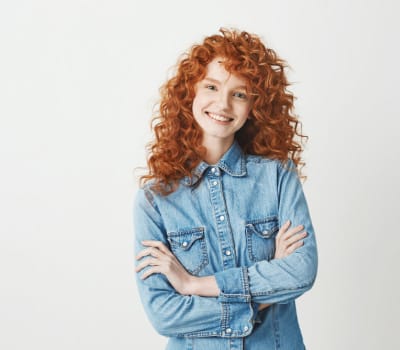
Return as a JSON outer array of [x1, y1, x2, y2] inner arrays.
[[233, 91, 247, 99], [206, 84, 217, 91]]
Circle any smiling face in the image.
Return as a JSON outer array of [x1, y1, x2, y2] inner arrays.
[[192, 57, 252, 153]]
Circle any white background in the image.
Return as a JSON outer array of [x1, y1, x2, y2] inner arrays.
[[1, 0, 399, 349]]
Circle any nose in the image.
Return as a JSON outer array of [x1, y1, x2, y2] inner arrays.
[[216, 90, 230, 111]]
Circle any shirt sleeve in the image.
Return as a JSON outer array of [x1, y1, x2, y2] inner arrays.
[[133, 187, 257, 338], [214, 160, 318, 304]]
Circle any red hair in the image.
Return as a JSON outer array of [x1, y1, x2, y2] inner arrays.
[[141, 28, 307, 194]]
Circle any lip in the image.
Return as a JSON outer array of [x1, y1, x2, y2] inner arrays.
[[205, 111, 234, 124]]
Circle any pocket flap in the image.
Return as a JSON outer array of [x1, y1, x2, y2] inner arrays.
[[167, 227, 205, 250], [245, 217, 279, 238]]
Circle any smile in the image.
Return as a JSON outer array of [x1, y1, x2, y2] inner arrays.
[[206, 112, 233, 122]]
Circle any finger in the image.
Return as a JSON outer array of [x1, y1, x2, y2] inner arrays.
[[141, 240, 170, 254], [286, 239, 304, 254], [140, 266, 161, 280], [276, 220, 291, 240], [135, 257, 158, 273], [282, 225, 304, 241], [286, 231, 307, 246], [135, 247, 157, 260], [136, 247, 162, 260]]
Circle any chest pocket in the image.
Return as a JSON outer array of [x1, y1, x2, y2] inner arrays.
[[167, 227, 209, 275], [245, 216, 279, 262]]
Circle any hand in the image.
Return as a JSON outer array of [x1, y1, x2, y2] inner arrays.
[[258, 221, 307, 311], [135, 240, 195, 295], [274, 220, 307, 259]]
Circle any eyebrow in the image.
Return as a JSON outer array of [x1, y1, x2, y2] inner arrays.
[[203, 77, 248, 90]]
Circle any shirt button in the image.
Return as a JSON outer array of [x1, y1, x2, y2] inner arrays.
[[212, 180, 218, 186], [243, 326, 249, 332], [219, 215, 225, 221], [211, 167, 216, 173], [182, 241, 188, 247], [226, 328, 232, 334], [225, 250, 231, 256]]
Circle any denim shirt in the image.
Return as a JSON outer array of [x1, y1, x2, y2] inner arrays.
[[133, 141, 318, 350]]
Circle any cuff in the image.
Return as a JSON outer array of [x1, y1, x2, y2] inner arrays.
[[215, 267, 251, 303]]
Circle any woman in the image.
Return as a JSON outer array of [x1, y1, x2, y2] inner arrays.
[[134, 28, 318, 349]]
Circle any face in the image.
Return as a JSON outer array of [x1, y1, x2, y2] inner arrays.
[[192, 57, 252, 150]]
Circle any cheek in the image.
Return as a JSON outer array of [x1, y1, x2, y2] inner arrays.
[[238, 105, 251, 120], [191, 96, 204, 124], [192, 94, 207, 115], [234, 106, 251, 129]]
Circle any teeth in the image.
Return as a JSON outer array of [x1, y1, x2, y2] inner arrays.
[[208, 112, 232, 122]]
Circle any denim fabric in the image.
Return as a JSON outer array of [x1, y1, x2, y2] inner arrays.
[[134, 141, 318, 350]]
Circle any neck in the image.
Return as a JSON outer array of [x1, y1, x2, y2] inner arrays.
[[202, 136, 234, 164]]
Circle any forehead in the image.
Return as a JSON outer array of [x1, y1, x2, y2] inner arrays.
[[204, 57, 248, 87]]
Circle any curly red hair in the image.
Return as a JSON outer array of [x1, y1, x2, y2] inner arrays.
[[141, 28, 307, 194]]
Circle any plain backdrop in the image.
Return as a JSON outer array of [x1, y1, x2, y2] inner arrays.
[[1, 0, 399, 349]]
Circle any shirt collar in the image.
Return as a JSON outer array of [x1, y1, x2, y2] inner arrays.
[[182, 140, 247, 186]]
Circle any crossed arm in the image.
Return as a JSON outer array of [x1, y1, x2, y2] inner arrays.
[[133, 163, 318, 337], [136, 220, 307, 309]]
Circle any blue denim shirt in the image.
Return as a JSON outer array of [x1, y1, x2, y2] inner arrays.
[[134, 141, 318, 350]]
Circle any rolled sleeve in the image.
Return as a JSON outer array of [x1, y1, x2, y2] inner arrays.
[[214, 267, 251, 303]]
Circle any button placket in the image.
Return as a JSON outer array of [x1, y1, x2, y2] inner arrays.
[[207, 167, 235, 270]]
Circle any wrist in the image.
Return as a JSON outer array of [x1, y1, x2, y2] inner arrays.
[[181, 275, 199, 296], [184, 275, 220, 297]]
